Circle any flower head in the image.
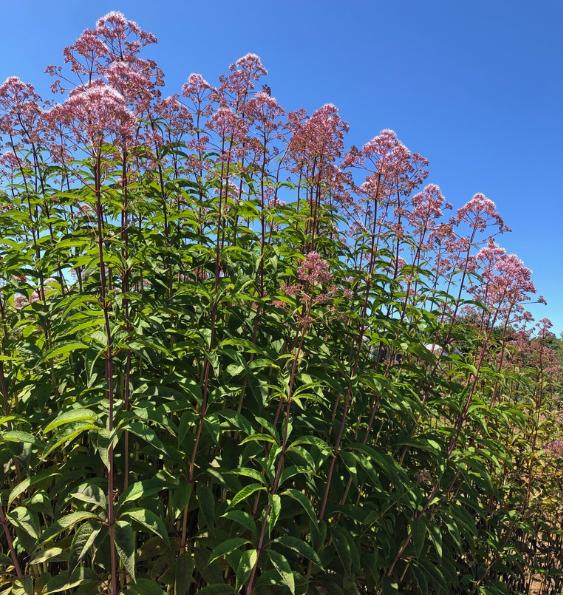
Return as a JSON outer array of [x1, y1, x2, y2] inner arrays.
[[298, 252, 333, 285], [96, 11, 157, 51], [345, 129, 428, 195], [48, 81, 136, 149], [0, 76, 44, 140], [289, 104, 348, 168], [455, 193, 510, 233], [207, 106, 247, 145], [545, 440, 563, 457], [182, 73, 213, 107]]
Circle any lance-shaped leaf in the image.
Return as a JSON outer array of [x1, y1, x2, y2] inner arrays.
[[267, 549, 295, 594], [235, 548, 258, 592], [42, 511, 100, 543], [1, 430, 36, 444], [274, 535, 323, 568], [118, 478, 167, 507], [282, 489, 319, 530], [70, 521, 101, 565], [230, 483, 266, 508], [208, 537, 249, 565], [120, 508, 169, 543], [115, 519, 136, 581], [44, 408, 97, 433], [42, 341, 88, 361]]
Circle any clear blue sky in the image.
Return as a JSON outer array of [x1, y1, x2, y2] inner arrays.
[[2, 0, 562, 332]]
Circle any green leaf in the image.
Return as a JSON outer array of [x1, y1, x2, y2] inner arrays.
[[197, 483, 216, 530], [221, 510, 257, 538], [275, 535, 322, 568], [127, 577, 166, 595], [174, 550, 194, 595], [115, 519, 136, 581], [7, 506, 40, 539], [9, 470, 59, 507], [239, 433, 277, 446], [43, 341, 88, 361], [8, 478, 31, 509], [1, 430, 36, 444], [118, 479, 166, 507], [170, 483, 193, 520], [235, 548, 258, 591], [10, 577, 34, 595], [268, 494, 281, 536], [412, 516, 426, 558], [43, 575, 85, 594], [209, 537, 249, 564], [427, 523, 443, 559], [121, 508, 169, 543], [230, 467, 266, 485], [267, 549, 295, 594], [44, 424, 98, 457], [331, 526, 356, 575], [217, 410, 253, 435], [95, 428, 116, 470], [70, 521, 101, 564], [43, 511, 99, 543], [282, 489, 318, 530], [288, 435, 331, 451], [126, 420, 166, 453], [44, 408, 97, 433], [29, 546, 64, 565], [71, 482, 107, 510], [230, 483, 266, 508], [195, 586, 234, 595]]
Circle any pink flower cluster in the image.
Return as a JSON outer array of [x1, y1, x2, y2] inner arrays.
[[469, 238, 536, 322], [345, 129, 428, 196], [0, 76, 44, 142], [48, 81, 136, 149], [207, 106, 247, 144], [289, 104, 349, 170], [455, 192, 510, 233], [219, 53, 267, 105], [545, 440, 563, 457], [297, 251, 333, 285], [0, 9, 553, 343], [409, 184, 448, 229]]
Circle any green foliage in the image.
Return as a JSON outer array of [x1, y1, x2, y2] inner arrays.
[[0, 161, 560, 593], [0, 21, 561, 594]]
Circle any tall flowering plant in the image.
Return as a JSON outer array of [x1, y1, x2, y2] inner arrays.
[[0, 12, 560, 595]]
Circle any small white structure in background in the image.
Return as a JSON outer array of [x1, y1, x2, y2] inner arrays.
[[424, 343, 444, 357]]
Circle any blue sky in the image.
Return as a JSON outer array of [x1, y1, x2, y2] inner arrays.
[[1, 0, 562, 332]]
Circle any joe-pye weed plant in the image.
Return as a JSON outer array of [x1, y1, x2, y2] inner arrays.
[[0, 11, 561, 595]]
